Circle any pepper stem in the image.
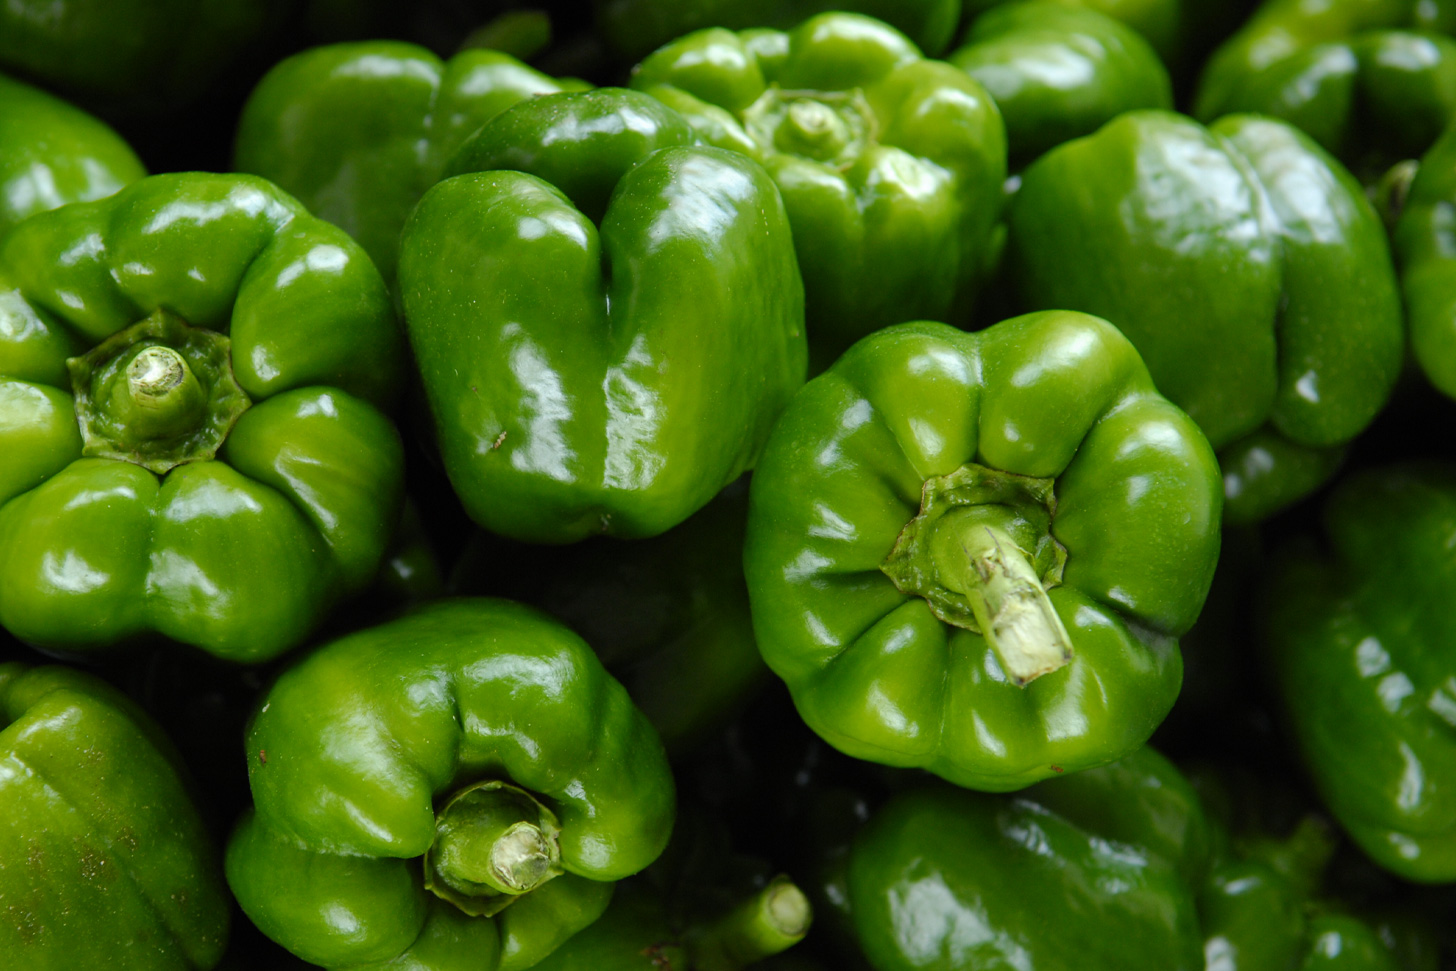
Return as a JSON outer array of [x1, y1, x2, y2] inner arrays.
[[689, 876, 812, 971], [953, 524, 1073, 686], [112, 345, 207, 441], [881, 463, 1073, 688], [424, 781, 564, 917], [781, 100, 852, 159]]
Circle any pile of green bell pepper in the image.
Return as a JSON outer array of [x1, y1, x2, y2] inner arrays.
[[7, 4, 1456, 969]]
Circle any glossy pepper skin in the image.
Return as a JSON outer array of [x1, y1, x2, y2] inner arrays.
[[631, 13, 1006, 363], [950, 3, 1171, 164], [1262, 465, 1456, 883], [401, 88, 806, 544], [745, 312, 1221, 791], [0, 0, 273, 116], [1007, 111, 1404, 524], [0, 172, 405, 660], [234, 42, 588, 281], [1195, 0, 1456, 170], [960, 0, 1221, 66], [1393, 126, 1456, 400], [453, 485, 765, 757], [0, 72, 145, 236], [225, 598, 676, 970], [594, 0, 961, 61], [846, 748, 1212, 970], [0, 663, 230, 969]]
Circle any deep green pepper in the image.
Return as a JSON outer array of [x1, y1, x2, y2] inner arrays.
[[401, 88, 806, 543], [234, 42, 588, 281], [0, 662, 230, 969], [630, 13, 1006, 363], [225, 598, 676, 970], [1007, 111, 1404, 523], [594, 0, 962, 61], [950, 2, 1172, 164], [0, 72, 145, 236], [1192, 764, 1411, 971], [959, 0, 1230, 68], [1262, 464, 1456, 883], [453, 485, 765, 757], [1195, 0, 1456, 171], [0, 172, 405, 660], [745, 312, 1221, 791], [845, 747, 1212, 970], [1392, 126, 1456, 399], [0, 0, 274, 116]]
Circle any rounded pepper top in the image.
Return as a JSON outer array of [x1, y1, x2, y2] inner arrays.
[[0, 172, 407, 660], [630, 12, 1007, 357], [746, 311, 1222, 790]]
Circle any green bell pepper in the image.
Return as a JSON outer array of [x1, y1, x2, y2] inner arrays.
[[745, 312, 1221, 791], [0, 0, 273, 116], [1192, 764, 1412, 971], [1392, 126, 1456, 400], [401, 88, 806, 543], [234, 42, 587, 281], [950, 3, 1172, 164], [1195, 0, 1456, 171], [1262, 464, 1456, 883], [454, 485, 765, 757], [845, 747, 1212, 970], [0, 662, 230, 969], [225, 598, 676, 970], [594, 0, 962, 61], [1007, 111, 1404, 523], [960, 0, 1231, 68], [631, 13, 1006, 363], [0, 172, 405, 660], [0, 72, 145, 236]]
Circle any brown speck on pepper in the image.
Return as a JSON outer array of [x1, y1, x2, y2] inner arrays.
[[258, 749, 267, 765], [491, 431, 507, 450]]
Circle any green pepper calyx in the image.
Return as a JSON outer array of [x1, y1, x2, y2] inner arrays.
[[881, 463, 1072, 686], [423, 780, 565, 917], [744, 87, 875, 168], [66, 310, 251, 474]]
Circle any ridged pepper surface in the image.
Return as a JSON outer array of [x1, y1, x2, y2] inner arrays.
[[226, 598, 676, 970], [0, 172, 405, 660], [235, 42, 587, 280], [400, 88, 806, 543], [632, 13, 1006, 362], [745, 312, 1221, 791], [0, 663, 230, 970], [1007, 111, 1403, 523]]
